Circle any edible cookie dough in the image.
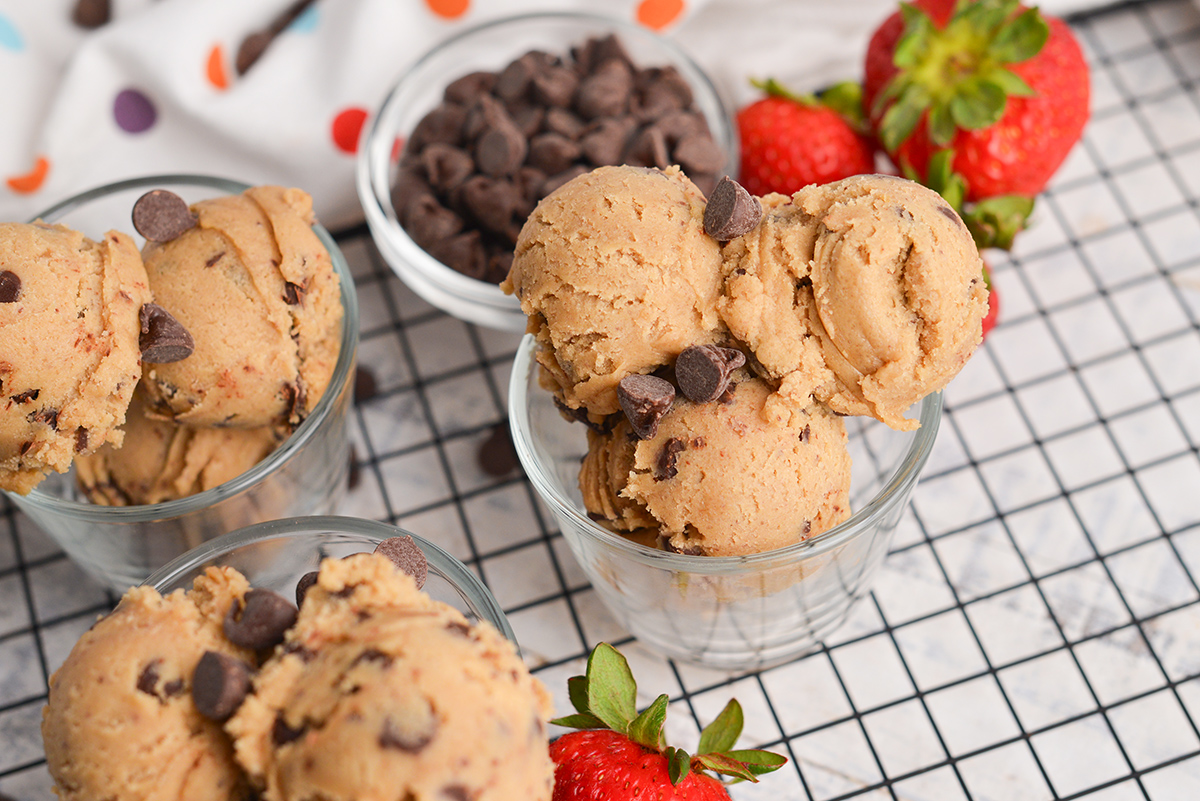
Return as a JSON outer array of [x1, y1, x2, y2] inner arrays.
[[75, 390, 284, 506], [228, 553, 554, 801], [41, 567, 253, 801], [581, 373, 851, 556], [0, 222, 151, 494], [507, 165, 987, 556], [721, 174, 988, 430], [503, 165, 724, 420], [139, 186, 342, 430]]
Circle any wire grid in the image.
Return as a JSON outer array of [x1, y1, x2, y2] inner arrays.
[[2, 0, 1200, 797]]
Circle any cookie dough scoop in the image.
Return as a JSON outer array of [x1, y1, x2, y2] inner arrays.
[[138, 186, 342, 430], [722, 175, 987, 430], [503, 165, 725, 421], [41, 567, 255, 801], [0, 222, 152, 494], [227, 552, 555, 801]]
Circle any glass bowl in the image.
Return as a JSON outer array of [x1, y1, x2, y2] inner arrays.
[[357, 11, 738, 331], [144, 516, 515, 643], [508, 335, 941, 671], [5, 175, 360, 592]]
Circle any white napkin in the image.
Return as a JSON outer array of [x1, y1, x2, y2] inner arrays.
[[0, 0, 1118, 230]]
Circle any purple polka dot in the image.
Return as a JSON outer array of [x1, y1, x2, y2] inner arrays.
[[113, 89, 157, 133]]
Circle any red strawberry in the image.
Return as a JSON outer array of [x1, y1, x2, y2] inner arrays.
[[736, 79, 876, 197], [549, 643, 787, 801], [863, 0, 1089, 248]]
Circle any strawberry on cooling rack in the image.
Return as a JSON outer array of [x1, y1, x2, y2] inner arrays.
[[736, 78, 877, 197], [550, 643, 787, 801], [863, 0, 1089, 248]]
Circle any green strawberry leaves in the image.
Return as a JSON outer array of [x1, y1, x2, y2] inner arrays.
[[551, 642, 788, 786], [876, 0, 1050, 150], [916, 148, 1033, 250]]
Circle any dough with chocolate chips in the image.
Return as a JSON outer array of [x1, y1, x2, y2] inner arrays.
[[581, 374, 851, 556], [139, 186, 342, 429], [0, 222, 151, 494], [41, 567, 253, 801], [503, 165, 725, 421], [227, 553, 554, 801], [720, 174, 988, 431], [74, 389, 284, 506]]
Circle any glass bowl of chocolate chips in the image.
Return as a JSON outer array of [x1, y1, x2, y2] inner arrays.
[[357, 11, 737, 331]]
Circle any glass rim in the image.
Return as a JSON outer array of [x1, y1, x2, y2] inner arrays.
[[356, 10, 737, 307], [141, 515, 516, 644], [508, 334, 942, 573], [6, 174, 360, 520]]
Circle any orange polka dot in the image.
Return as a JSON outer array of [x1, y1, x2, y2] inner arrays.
[[391, 136, 404, 162], [206, 44, 228, 90], [425, 0, 469, 19], [636, 0, 686, 30], [6, 155, 50, 194], [331, 107, 369, 155]]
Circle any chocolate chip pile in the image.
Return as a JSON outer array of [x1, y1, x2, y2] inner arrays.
[[393, 34, 728, 284]]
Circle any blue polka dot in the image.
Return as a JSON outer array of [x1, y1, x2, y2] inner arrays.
[[113, 89, 157, 134], [0, 13, 24, 52], [289, 5, 319, 34]]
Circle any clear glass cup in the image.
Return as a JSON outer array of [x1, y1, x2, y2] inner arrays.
[[357, 11, 738, 332], [144, 516, 515, 642], [5, 176, 360, 593], [508, 335, 942, 671]]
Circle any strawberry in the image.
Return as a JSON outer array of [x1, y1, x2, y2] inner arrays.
[[550, 643, 787, 801], [862, 0, 1089, 248], [736, 78, 877, 197]]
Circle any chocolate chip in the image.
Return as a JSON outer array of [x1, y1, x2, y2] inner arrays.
[[162, 678, 185, 697], [421, 143, 475, 193], [351, 648, 393, 668], [348, 447, 362, 490], [235, 32, 272, 76], [192, 651, 253, 722], [379, 713, 437, 752], [617, 374, 675, 440], [403, 195, 464, 250], [235, 0, 317, 75], [10, 388, 38, 404], [282, 281, 305, 305], [624, 125, 669, 170], [0, 271, 20, 303], [703, 177, 762, 241], [676, 344, 745, 403], [445, 72, 497, 105], [477, 421, 518, 477], [71, 0, 109, 29], [75, 427, 88, 452], [580, 117, 635, 167], [475, 120, 528, 177], [137, 660, 162, 697], [374, 536, 428, 590], [272, 713, 306, 745], [354, 366, 378, 403], [673, 133, 726, 175], [224, 589, 297, 651], [532, 66, 579, 108], [544, 107, 586, 140], [458, 175, 519, 233], [575, 59, 634, 120], [800, 424, 811, 444], [131, 190, 197, 243], [527, 132, 582, 175], [439, 786, 473, 801], [295, 571, 319, 607], [428, 231, 489, 281], [654, 437, 687, 481], [139, 303, 195, 363], [411, 103, 469, 150]]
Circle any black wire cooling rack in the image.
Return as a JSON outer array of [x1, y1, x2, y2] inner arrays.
[[3, 0, 1200, 797]]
